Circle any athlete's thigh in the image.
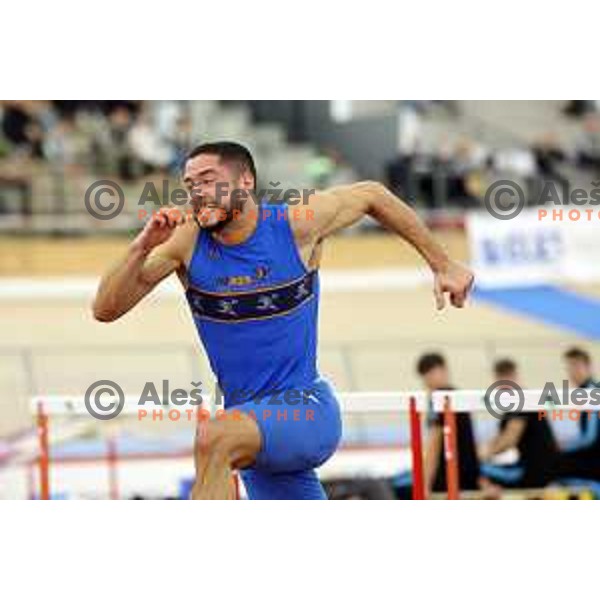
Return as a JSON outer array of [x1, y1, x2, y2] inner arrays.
[[233, 379, 342, 473], [241, 468, 327, 500]]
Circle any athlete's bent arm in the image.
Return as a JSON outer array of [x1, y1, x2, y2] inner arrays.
[[295, 181, 474, 309], [92, 209, 191, 322]]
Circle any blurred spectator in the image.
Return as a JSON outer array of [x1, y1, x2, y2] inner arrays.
[[30, 101, 60, 134], [306, 148, 358, 189], [152, 101, 184, 143], [98, 100, 141, 118], [305, 148, 372, 233], [443, 137, 487, 208], [388, 137, 486, 210], [529, 132, 571, 204], [556, 348, 600, 481], [92, 105, 136, 180], [305, 151, 335, 188], [418, 352, 480, 494], [575, 113, 600, 172], [1, 101, 44, 159], [491, 146, 537, 178], [390, 352, 479, 498], [0, 170, 32, 216], [386, 149, 420, 205], [171, 114, 194, 172], [396, 101, 424, 155], [324, 149, 358, 188], [532, 132, 567, 180], [44, 115, 89, 173], [128, 108, 173, 174], [395, 101, 458, 155], [479, 359, 558, 489], [563, 100, 600, 118]]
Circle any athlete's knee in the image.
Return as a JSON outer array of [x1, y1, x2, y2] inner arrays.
[[195, 414, 261, 467], [196, 421, 232, 459]]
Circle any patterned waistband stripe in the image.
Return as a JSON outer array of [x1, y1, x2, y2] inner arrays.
[[186, 271, 316, 323]]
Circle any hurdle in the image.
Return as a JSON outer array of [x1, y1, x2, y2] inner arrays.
[[26, 387, 600, 500], [30, 391, 430, 500]]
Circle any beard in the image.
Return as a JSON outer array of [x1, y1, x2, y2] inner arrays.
[[195, 207, 234, 232], [193, 194, 247, 232]]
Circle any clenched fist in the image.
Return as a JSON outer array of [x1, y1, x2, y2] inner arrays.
[[136, 207, 189, 253], [433, 260, 475, 310]]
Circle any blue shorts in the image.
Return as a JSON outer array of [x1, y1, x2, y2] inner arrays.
[[231, 377, 342, 500]]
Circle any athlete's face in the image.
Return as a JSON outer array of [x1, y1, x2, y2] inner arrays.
[[183, 154, 254, 231], [565, 358, 592, 387]]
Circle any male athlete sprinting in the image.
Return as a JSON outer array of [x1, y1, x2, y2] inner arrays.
[[93, 141, 474, 500]]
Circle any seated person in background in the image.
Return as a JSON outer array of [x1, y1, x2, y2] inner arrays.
[[420, 353, 480, 495], [556, 347, 600, 481], [531, 132, 568, 188], [392, 352, 480, 498], [479, 359, 558, 489]]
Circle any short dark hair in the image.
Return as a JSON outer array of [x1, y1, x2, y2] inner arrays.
[[183, 141, 257, 189], [564, 347, 591, 364], [416, 352, 446, 376], [494, 358, 517, 378]]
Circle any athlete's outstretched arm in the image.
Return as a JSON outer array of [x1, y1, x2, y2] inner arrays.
[[294, 181, 474, 309], [92, 208, 193, 322]]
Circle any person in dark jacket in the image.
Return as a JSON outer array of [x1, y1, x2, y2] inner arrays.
[[480, 359, 558, 488]]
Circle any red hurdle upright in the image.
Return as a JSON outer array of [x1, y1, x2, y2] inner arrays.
[[443, 395, 460, 500], [409, 395, 426, 500], [36, 401, 50, 500], [107, 436, 120, 500]]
